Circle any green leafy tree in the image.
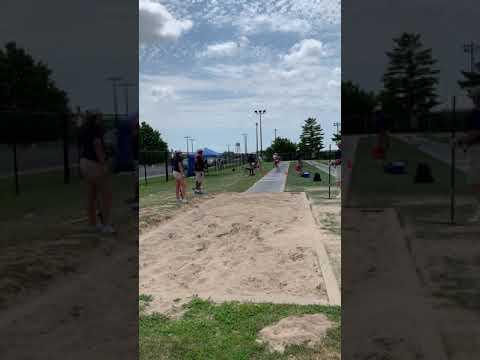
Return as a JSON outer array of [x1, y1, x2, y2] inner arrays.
[[332, 131, 341, 144], [298, 118, 324, 159], [458, 65, 480, 101], [382, 33, 439, 127], [341, 81, 377, 133], [139, 121, 168, 165], [265, 137, 297, 160], [0, 42, 70, 143]]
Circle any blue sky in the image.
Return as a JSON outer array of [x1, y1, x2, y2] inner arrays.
[[140, 0, 340, 153]]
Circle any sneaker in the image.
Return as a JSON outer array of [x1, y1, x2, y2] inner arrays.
[[102, 225, 116, 234], [182, 199, 188, 204]]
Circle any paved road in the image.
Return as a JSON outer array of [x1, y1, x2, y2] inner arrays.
[[245, 162, 289, 193]]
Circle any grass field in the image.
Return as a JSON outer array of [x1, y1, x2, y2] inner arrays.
[[1, 168, 137, 309], [349, 136, 470, 207], [139, 296, 340, 360], [285, 162, 334, 192], [139, 162, 272, 231]]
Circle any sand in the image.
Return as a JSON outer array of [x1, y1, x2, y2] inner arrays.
[[140, 192, 331, 313], [257, 313, 334, 353]]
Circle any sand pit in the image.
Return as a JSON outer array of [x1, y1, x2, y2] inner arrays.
[[140, 192, 332, 313]]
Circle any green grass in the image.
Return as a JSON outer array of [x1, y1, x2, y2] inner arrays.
[[0, 169, 134, 222], [285, 162, 333, 192], [140, 162, 272, 209], [140, 296, 340, 360], [350, 136, 470, 206]]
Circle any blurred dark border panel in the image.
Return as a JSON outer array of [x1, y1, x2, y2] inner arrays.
[[342, 0, 480, 358], [0, 1, 139, 359]]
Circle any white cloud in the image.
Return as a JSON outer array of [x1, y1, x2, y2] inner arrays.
[[139, 0, 193, 43], [198, 36, 250, 58], [283, 39, 329, 67], [234, 15, 312, 35], [150, 85, 177, 101]]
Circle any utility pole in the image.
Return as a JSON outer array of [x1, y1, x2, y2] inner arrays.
[[274, 128, 277, 141], [333, 122, 340, 136], [185, 136, 191, 154], [119, 82, 135, 115], [254, 109, 266, 156], [107, 76, 123, 123], [189, 138, 195, 153], [463, 41, 480, 72]]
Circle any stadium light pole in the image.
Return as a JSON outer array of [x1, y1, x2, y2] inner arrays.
[[254, 109, 266, 156], [107, 76, 123, 123], [463, 41, 480, 72], [255, 122, 259, 157], [189, 138, 195, 153], [119, 82, 136, 115], [185, 136, 190, 154]]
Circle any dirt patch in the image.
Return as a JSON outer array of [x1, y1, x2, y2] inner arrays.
[[140, 192, 329, 313], [257, 314, 333, 353]]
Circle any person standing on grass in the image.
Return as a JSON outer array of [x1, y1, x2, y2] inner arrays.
[[194, 149, 205, 194], [457, 86, 480, 223], [172, 150, 187, 203], [79, 111, 115, 234]]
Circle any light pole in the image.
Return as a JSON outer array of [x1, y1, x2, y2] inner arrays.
[[255, 122, 259, 157], [274, 128, 277, 141], [185, 136, 191, 154], [119, 82, 136, 115], [241, 133, 248, 154], [189, 138, 195, 153], [107, 76, 123, 123], [463, 41, 480, 72], [254, 109, 266, 156]]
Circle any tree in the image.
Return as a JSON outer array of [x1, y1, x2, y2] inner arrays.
[[139, 121, 168, 165], [264, 137, 297, 160], [458, 67, 480, 101], [332, 131, 341, 144], [0, 42, 70, 143], [382, 33, 439, 128], [298, 118, 324, 159], [341, 81, 377, 133]]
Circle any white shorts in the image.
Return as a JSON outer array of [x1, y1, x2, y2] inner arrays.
[[467, 145, 480, 185], [195, 171, 205, 182], [80, 158, 107, 183], [173, 170, 184, 181]]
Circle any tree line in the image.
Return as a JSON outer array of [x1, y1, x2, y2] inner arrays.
[[343, 32, 479, 133]]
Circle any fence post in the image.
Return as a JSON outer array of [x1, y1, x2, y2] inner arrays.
[[165, 150, 169, 182], [13, 141, 19, 196], [63, 113, 70, 184]]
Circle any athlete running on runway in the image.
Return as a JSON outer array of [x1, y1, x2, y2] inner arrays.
[[273, 153, 281, 171]]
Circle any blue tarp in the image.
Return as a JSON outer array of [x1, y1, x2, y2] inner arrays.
[[202, 148, 220, 157]]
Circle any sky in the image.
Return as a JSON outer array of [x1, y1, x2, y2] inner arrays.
[[342, 0, 479, 110], [139, 0, 341, 153], [0, 0, 138, 114]]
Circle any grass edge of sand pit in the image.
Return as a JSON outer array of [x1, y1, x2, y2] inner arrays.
[[139, 296, 341, 360]]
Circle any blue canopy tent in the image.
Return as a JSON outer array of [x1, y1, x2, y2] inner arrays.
[[186, 148, 220, 176], [202, 147, 221, 158]]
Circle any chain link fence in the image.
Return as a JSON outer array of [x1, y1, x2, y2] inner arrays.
[[1, 110, 135, 196]]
